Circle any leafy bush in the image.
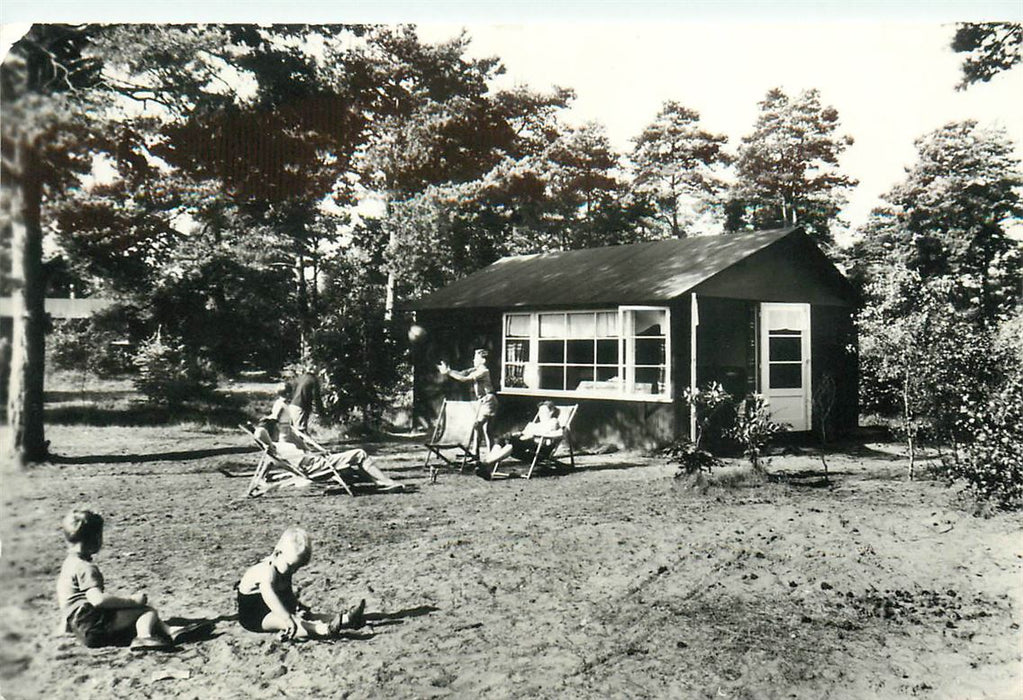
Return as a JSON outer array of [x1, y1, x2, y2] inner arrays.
[[132, 332, 216, 406], [944, 363, 1023, 509], [858, 269, 1002, 478], [49, 319, 132, 378], [308, 250, 407, 426], [663, 437, 722, 477], [728, 393, 782, 472], [685, 381, 733, 446], [666, 382, 732, 478]]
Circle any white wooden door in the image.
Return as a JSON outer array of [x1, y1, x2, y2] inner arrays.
[[759, 303, 811, 431]]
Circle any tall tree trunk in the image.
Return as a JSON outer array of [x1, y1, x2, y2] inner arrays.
[[384, 196, 395, 321], [903, 366, 915, 481], [295, 252, 310, 359], [6, 137, 49, 465], [384, 270, 396, 322], [310, 247, 319, 315]]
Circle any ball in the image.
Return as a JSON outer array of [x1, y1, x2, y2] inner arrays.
[[407, 324, 427, 343]]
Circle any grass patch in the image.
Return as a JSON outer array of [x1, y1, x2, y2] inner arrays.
[[707, 465, 769, 489]]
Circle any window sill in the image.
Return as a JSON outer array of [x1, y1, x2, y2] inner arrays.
[[499, 388, 674, 404]]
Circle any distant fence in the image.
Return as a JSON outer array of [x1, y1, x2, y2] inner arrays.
[[0, 297, 115, 319]]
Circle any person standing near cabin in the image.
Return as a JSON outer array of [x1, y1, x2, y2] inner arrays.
[[288, 372, 323, 433], [438, 348, 497, 450]]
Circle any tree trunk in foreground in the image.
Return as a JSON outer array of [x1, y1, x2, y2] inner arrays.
[[6, 137, 48, 465]]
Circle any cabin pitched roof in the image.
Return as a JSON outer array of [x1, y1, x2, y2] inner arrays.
[[410, 227, 855, 310]]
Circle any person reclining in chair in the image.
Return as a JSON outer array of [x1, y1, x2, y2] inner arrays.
[[252, 423, 404, 492], [480, 401, 563, 474]]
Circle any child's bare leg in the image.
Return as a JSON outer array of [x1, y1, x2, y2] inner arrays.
[[479, 421, 492, 451], [105, 607, 153, 639], [259, 612, 336, 639], [114, 606, 206, 642], [303, 605, 362, 627]]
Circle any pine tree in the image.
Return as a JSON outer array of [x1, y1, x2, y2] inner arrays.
[[952, 22, 1022, 89], [731, 88, 856, 245], [851, 120, 1022, 324], [630, 101, 729, 238]]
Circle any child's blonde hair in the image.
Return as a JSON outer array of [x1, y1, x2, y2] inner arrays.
[[274, 527, 311, 567]]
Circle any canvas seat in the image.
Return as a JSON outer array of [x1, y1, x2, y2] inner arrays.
[[238, 424, 360, 498], [519, 404, 578, 480], [288, 423, 330, 455], [423, 399, 487, 482]]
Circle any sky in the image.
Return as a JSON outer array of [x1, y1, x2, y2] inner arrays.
[[416, 21, 1023, 238], [2, 2, 1022, 242]]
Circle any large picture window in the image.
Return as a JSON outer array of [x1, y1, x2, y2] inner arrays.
[[501, 307, 671, 401]]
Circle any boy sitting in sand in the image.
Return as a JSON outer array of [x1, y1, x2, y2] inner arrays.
[[56, 509, 213, 652], [236, 527, 366, 640]]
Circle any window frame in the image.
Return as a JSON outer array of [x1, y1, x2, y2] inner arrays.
[[500, 306, 672, 403]]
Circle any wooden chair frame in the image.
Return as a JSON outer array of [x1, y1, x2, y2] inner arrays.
[[522, 404, 578, 480], [423, 399, 488, 483], [239, 424, 356, 498]]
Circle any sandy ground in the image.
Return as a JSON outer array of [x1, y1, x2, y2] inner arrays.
[[1, 422, 1021, 699]]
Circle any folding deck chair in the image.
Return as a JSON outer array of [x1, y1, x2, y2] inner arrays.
[[289, 423, 331, 455], [520, 404, 578, 480], [238, 424, 358, 498], [423, 399, 486, 483]]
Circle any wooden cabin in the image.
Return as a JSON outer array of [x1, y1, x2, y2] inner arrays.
[[408, 227, 859, 450]]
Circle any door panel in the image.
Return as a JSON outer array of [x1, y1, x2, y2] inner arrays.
[[760, 303, 811, 431]]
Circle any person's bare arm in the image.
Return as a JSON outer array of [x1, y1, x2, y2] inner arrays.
[[257, 567, 300, 638], [85, 587, 148, 609], [522, 420, 563, 439], [446, 365, 485, 382]]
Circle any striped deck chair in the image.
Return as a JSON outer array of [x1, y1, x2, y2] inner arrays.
[[423, 399, 484, 483], [239, 424, 358, 498], [522, 404, 578, 480]]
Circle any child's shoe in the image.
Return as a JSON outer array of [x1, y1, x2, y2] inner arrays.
[[343, 599, 367, 630], [170, 621, 215, 645]]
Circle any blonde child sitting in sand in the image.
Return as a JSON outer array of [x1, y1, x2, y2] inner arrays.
[[56, 509, 213, 652], [236, 527, 366, 640]]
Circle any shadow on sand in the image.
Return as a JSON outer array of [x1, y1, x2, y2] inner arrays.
[[364, 605, 440, 629], [50, 445, 255, 466], [766, 470, 835, 488], [46, 404, 253, 428]]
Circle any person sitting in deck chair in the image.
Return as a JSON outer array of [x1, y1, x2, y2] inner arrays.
[[252, 425, 404, 493], [480, 400, 563, 474]]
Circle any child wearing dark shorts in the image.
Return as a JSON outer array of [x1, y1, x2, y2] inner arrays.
[[56, 509, 213, 652], [236, 582, 299, 632], [236, 527, 366, 641]]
